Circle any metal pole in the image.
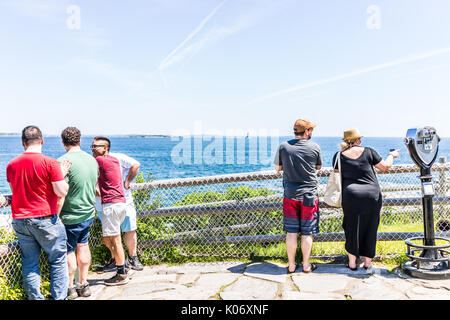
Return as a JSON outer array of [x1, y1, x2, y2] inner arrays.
[[421, 167, 435, 247]]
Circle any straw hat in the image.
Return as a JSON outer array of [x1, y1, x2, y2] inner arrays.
[[343, 128, 363, 141]]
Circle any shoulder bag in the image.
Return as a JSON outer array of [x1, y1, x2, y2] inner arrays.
[[324, 152, 342, 208]]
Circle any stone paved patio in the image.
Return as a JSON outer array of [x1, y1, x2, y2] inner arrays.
[[76, 261, 450, 300]]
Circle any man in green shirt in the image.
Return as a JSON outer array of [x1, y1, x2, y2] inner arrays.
[[58, 127, 99, 299]]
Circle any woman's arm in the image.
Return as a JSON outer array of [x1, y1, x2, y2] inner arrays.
[[374, 149, 399, 171]]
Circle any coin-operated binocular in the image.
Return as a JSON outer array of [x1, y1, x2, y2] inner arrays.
[[403, 126, 450, 279]]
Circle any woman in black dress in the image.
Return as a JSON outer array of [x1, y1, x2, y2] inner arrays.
[[333, 128, 399, 270]]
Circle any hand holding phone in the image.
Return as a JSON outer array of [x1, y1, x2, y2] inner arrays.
[[389, 148, 400, 159]]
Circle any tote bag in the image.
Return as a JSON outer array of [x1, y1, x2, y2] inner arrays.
[[324, 152, 342, 208]]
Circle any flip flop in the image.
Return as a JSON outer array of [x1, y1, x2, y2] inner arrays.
[[302, 263, 317, 273], [286, 263, 300, 274], [346, 263, 357, 271]]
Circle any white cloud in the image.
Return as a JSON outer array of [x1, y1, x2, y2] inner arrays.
[[159, 0, 228, 72], [250, 46, 450, 104], [158, 0, 292, 87]]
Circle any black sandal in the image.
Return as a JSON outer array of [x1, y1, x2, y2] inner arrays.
[[287, 263, 300, 274], [346, 263, 357, 271], [302, 263, 317, 273]]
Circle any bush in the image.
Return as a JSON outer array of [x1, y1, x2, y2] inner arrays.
[[0, 271, 24, 300], [134, 183, 279, 263]]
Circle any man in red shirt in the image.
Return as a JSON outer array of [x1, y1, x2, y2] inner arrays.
[[7, 126, 70, 300], [91, 136, 130, 286]]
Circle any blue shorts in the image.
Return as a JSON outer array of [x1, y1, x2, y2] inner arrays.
[[64, 217, 95, 253]]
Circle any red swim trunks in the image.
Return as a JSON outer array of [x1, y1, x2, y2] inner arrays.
[[283, 197, 320, 234]]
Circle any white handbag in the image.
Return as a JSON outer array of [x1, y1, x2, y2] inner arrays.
[[324, 152, 342, 208]]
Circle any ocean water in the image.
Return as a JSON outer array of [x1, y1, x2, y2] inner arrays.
[[1, 135, 449, 194]]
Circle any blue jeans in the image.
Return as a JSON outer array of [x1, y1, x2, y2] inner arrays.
[[12, 215, 68, 300]]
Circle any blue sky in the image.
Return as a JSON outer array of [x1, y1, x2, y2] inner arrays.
[[1, 0, 449, 137]]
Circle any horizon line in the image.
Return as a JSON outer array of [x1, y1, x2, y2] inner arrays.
[[1, 133, 449, 139]]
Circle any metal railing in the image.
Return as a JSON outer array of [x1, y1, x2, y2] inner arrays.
[[1, 159, 449, 296]]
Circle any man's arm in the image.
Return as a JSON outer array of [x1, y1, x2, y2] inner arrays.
[[124, 162, 140, 190], [51, 158, 70, 198], [274, 146, 282, 172], [316, 147, 323, 171], [52, 180, 69, 198], [56, 197, 65, 215], [60, 159, 71, 177]]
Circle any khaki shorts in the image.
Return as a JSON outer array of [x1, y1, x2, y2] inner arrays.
[[101, 202, 127, 237], [97, 202, 137, 233]]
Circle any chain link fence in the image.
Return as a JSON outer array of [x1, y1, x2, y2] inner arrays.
[[1, 159, 450, 295], [132, 158, 450, 263]]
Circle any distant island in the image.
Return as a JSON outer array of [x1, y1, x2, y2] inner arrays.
[[0, 133, 19, 136], [0, 133, 171, 138], [119, 134, 171, 138]]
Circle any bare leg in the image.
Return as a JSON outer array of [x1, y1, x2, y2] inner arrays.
[[300, 235, 313, 271], [104, 235, 125, 266], [124, 231, 137, 257], [76, 243, 91, 284], [67, 251, 77, 287], [102, 236, 115, 260], [286, 233, 298, 272]]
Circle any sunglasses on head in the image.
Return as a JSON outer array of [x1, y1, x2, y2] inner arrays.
[[90, 144, 107, 149]]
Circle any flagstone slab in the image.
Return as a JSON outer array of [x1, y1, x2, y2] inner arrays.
[[244, 262, 288, 283], [132, 287, 214, 300], [162, 261, 248, 274], [346, 276, 408, 300], [292, 273, 351, 294], [220, 276, 279, 300], [121, 282, 186, 297], [405, 286, 450, 300], [282, 290, 346, 300], [193, 272, 242, 290]]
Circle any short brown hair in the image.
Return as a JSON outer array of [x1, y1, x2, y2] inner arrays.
[[293, 119, 316, 135], [22, 125, 43, 147], [93, 136, 111, 151], [61, 127, 81, 146]]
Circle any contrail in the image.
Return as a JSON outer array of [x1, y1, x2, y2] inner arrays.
[[250, 46, 450, 104], [159, 0, 227, 71]]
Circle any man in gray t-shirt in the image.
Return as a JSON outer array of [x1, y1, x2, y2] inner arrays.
[[274, 139, 322, 200], [274, 119, 322, 274]]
